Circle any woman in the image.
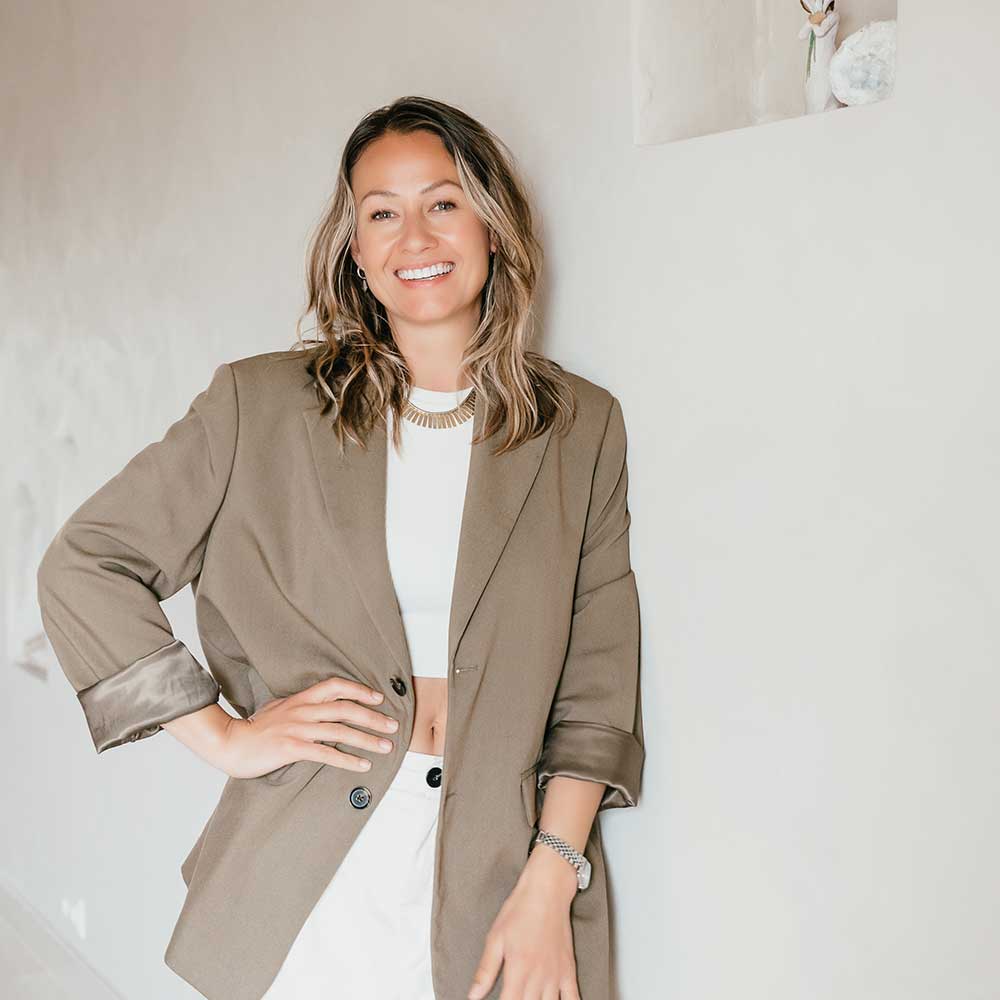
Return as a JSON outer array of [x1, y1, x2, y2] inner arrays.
[[37, 96, 644, 1000]]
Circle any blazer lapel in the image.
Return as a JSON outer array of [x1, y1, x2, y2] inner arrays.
[[303, 393, 554, 680]]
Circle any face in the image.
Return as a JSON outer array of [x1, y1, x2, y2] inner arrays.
[[349, 129, 496, 331]]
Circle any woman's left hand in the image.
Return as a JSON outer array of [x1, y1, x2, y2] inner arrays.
[[466, 853, 581, 999]]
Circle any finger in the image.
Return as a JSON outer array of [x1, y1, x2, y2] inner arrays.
[[290, 721, 395, 755], [297, 697, 398, 734], [298, 675, 384, 706], [290, 739, 373, 772], [467, 935, 504, 999]]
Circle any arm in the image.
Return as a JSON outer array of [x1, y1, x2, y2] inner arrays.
[[521, 394, 644, 892], [36, 362, 239, 756], [537, 393, 644, 814]]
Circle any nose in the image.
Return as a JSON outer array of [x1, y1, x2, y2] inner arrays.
[[397, 213, 436, 256]]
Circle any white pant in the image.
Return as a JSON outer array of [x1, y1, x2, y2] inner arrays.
[[261, 749, 444, 999]]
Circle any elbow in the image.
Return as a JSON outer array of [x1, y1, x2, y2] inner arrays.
[[537, 720, 645, 812], [78, 640, 222, 754], [36, 529, 69, 613]]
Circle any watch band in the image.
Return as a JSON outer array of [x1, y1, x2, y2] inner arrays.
[[531, 829, 592, 891]]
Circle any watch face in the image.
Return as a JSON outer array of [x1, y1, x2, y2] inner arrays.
[[579, 858, 592, 890]]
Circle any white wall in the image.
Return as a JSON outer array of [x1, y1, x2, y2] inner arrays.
[[3, 2, 998, 998]]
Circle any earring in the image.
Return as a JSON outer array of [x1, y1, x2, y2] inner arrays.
[[356, 263, 368, 293]]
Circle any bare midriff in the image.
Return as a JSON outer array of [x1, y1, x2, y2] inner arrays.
[[407, 675, 448, 754]]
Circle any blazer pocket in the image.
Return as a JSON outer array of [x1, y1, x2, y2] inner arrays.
[[520, 762, 540, 828]]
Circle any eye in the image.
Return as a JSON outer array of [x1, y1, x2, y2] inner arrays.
[[369, 200, 456, 222]]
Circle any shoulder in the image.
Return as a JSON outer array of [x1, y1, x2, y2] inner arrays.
[[560, 367, 616, 408], [223, 347, 318, 403], [226, 346, 316, 382], [550, 363, 622, 444]]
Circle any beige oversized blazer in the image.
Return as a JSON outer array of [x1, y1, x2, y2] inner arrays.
[[37, 347, 644, 1000]]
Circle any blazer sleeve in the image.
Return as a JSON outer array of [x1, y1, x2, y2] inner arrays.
[[537, 394, 645, 811], [36, 362, 239, 754]]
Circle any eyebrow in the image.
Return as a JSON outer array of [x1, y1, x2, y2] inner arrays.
[[359, 178, 463, 206]]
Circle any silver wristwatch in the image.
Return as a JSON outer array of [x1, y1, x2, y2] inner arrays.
[[530, 829, 592, 891]]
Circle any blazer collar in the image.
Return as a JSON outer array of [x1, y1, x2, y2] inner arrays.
[[302, 392, 554, 680]]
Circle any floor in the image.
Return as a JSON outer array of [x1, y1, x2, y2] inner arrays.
[[0, 880, 121, 1000]]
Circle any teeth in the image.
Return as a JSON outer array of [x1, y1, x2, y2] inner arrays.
[[397, 262, 455, 281]]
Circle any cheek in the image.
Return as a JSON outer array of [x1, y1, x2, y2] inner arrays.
[[449, 214, 490, 251], [362, 232, 393, 260]]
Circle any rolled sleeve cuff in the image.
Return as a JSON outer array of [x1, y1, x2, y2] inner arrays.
[[77, 639, 221, 753], [537, 720, 644, 811]]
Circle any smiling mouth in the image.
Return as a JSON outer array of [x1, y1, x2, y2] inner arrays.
[[395, 261, 456, 282]]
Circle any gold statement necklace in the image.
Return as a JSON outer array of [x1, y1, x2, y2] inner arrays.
[[401, 387, 477, 429]]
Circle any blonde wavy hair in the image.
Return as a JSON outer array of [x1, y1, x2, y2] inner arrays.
[[291, 95, 577, 455]]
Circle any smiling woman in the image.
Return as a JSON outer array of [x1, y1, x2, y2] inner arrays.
[[39, 94, 643, 1000]]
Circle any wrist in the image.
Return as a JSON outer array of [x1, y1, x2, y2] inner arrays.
[[163, 703, 239, 774], [216, 714, 242, 774], [521, 838, 579, 902]]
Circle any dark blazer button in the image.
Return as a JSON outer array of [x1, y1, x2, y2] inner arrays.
[[349, 786, 372, 809], [425, 766, 442, 788], [390, 676, 407, 696]]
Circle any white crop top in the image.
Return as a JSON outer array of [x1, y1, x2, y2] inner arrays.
[[385, 384, 475, 679]]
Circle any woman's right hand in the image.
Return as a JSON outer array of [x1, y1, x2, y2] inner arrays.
[[221, 676, 400, 779]]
